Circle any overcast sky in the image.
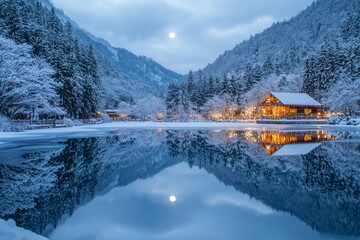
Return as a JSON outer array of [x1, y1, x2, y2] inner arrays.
[[51, 0, 314, 74]]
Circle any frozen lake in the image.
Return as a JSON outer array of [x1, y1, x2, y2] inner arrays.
[[0, 126, 360, 240]]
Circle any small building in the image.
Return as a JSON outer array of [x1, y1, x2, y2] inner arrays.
[[104, 109, 134, 121], [259, 92, 326, 120]]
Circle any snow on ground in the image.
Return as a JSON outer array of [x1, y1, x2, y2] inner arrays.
[[0, 219, 48, 240], [328, 115, 360, 126], [0, 121, 359, 142]]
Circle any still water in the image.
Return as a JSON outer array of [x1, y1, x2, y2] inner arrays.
[[0, 129, 359, 240]]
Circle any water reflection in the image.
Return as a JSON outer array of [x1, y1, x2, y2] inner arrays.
[[0, 129, 359, 239], [254, 130, 338, 155]]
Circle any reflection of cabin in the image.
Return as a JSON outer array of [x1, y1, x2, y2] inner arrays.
[[259, 92, 326, 120], [257, 131, 338, 156]]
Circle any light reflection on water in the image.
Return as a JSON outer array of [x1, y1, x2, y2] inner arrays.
[[0, 129, 359, 240], [254, 130, 338, 155]]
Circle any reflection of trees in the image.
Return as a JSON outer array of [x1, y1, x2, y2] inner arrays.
[[165, 130, 360, 236], [301, 144, 360, 234], [167, 130, 257, 169], [0, 150, 62, 216], [1, 130, 359, 236], [0, 131, 179, 235]]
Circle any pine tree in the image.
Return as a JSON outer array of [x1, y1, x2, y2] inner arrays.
[[303, 54, 318, 97], [253, 64, 262, 83], [85, 45, 101, 114], [179, 83, 189, 117], [207, 76, 215, 99], [341, 12, 360, 41], [243, 63, 262, 93], [166, 84, 180, 119], [243, 63, 253, 93], [214, 76, 221, 95], [229, 74, 238, 100], [221, 73, 229, 95], [262, 55, 274, 78], [186, 70, 196, 105], [274, 56, 282, 76], [5, 1, 26, 43]]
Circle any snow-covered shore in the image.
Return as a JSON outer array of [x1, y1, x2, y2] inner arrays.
[[0, 219, 48, 240], [0, 121, 359, 142]]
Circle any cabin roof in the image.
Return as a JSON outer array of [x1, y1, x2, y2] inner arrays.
[[272, 143, 321, 156], [269, 92, 322, 107]]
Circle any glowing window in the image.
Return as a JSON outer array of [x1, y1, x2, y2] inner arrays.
[[304, 109, 312, 115]]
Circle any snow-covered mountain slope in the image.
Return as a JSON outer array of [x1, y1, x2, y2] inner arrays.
[[200, 0, 360, 76], [41, 0, 184, 100]]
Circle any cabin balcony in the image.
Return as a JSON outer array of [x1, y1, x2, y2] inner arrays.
[[260, 113, 327, 120]]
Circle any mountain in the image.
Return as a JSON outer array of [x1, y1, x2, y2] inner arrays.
[[40, 0, 185, 101], [201, 0, 359, 77]]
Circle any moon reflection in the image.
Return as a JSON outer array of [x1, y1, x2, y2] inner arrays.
[[169, 195, 177, 202]]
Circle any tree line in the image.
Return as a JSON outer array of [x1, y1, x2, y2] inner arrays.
[[0, 0, 101, 119]]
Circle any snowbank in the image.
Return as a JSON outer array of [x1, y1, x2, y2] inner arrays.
[[0, 121, 359, 142], [0, 116, 27, 132], [328, 115, 360, 126], [0, 219, 48, 240]]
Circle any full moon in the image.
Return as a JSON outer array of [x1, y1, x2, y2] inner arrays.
[[169, 195, 177, 202], [169, 32, 176, 39]]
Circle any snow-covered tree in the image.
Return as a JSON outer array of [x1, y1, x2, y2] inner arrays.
[[0, 1, 103, 118], [202, 95, 239, 120], [133, 96, 166, 120], [165, 84, 180, 119], [325, 77, 360, 115], [0, 36, 63, 119]]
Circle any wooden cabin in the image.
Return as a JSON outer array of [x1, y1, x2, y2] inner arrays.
[[104, 109, 134, 121], [259, 92, 326, 120]]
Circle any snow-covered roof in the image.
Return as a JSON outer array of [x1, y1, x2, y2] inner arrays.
[[272, 143, 321, 156], [270, 92, 322, 106]]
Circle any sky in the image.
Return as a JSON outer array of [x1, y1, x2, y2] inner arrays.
[[51, 0, 314, 74]]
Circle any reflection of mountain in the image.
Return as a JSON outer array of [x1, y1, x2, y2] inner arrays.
[[0, 130, 359, 236], [253, 131, 338, 155], [165, 130, 360, 236], [0, 130, 181, 235]]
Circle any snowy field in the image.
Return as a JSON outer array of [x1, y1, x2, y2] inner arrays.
[[0, 121, 359, 142], [0, 219, 48, 240]]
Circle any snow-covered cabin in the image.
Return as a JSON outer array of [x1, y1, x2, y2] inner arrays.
[[104, 109, 134, 121], [259, 92, 325, 119]]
